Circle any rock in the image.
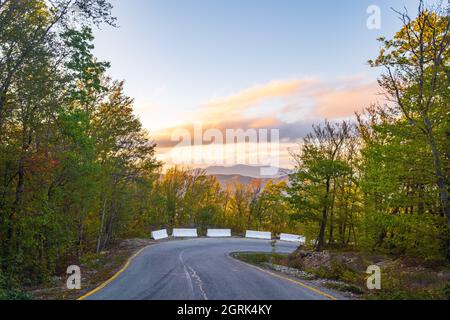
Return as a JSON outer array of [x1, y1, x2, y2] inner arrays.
[[301, 251, 332, 269], [264, 263, 317, 280]]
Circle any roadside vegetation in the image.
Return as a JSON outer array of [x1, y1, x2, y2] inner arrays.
[[232, 250, 450, 300], [0, 1, 161, 299], [0, 1, 448, 299]]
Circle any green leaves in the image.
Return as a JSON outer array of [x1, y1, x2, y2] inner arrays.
[[63, 27, 110, 104], [0, 0, 160, 290]]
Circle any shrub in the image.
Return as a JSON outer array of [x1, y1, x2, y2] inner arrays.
[[443, 283, 450, 300]]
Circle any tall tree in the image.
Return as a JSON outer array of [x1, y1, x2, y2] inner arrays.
[[289, 121, 352, 251], [369, 1, 450, 225]]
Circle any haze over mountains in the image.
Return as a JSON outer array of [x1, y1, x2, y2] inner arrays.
[[205, 164, 292, 179], [204, 165, 292, 188]]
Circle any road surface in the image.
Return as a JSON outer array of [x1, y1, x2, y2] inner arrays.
[[84, 238, 343, 300]]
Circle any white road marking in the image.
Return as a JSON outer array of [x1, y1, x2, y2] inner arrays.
[[179, 250, 195, 298], [188, 266, 208, 300]]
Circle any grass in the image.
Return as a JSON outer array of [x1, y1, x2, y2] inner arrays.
[[0, 288, 33, 300], [0, 273, 33, 300], [323, 282, 364, 295], [231, 252, 288, 266]]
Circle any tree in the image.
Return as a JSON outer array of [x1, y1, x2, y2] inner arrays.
[[0, 0, 162, 291], [369, 1, 450, 225], [258, 180, 291, 234], [357, 104, 449, 258], [148, 168, 225, 231], [0, 0, 115, 133], [289, 121, 353, 251]]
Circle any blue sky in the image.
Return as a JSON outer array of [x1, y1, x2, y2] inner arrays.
[[92, 0, 421, 167]]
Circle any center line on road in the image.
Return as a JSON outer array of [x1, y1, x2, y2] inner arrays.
[[188, 266, 208, 300], [179, 250, 195, 298]]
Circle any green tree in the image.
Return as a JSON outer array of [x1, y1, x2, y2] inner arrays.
[[288, 121, 353, 251], [368, 1, 449, 225]]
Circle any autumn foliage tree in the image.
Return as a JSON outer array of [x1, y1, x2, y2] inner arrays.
[[0, 0, 160, 296]]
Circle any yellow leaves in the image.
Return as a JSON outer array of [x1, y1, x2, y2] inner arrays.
[[21, 0, 52, 25]]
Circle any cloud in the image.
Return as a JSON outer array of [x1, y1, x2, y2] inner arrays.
[[155, 75, 378, 147], [154, 117, 283, 149], [151, 75, 380, 168], [201, 78, 316, 123], [313, 82, 380, 118]]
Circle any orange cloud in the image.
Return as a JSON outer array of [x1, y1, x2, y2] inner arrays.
[[248, 117, 280, 128], [153, 77, 380, 143], [202, 78, 315, 122], [152, 75, 381, 168], [313, 82, 379, 118]]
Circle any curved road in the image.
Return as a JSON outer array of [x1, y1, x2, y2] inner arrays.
[[85, 238, 343, 300]]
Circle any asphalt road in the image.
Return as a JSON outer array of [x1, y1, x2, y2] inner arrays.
[[85, 238, 343, 300]]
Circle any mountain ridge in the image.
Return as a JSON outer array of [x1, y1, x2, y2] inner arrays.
[[204, 164, 293, 179]]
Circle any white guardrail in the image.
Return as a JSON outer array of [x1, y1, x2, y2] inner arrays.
[[207, 229, 232, 238], [151, 229, 169, 240], [150, 228, 304, 243], [172, 228, 198, 238], [245, 230, 272, 240], [279, 233, 306, 244]]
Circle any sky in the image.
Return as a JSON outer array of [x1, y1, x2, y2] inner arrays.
[[92, 0, 421, 170]]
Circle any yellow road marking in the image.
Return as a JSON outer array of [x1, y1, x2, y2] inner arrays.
[[77, 247, 148, 300], [234, 258, 338, 300]]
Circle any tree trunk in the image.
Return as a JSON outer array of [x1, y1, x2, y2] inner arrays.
[[424, 119, 449, 225], [78, 208, 86, 260], [328, 180, 337, 245], [96, 196, 108, 254], [0, 94, 4, 134], [7, 130, 28, 251], [316, 176, 331, 252]]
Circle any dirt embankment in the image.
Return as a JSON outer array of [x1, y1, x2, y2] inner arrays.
[[285, 248, 450, 300]]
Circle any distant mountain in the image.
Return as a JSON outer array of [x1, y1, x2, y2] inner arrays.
[[213, 174, 289, 189], [204, 165, 293, 190], [205, 164, 293, 179]]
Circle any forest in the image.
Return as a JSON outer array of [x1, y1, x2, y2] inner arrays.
[[0, 0, 448, 297]]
